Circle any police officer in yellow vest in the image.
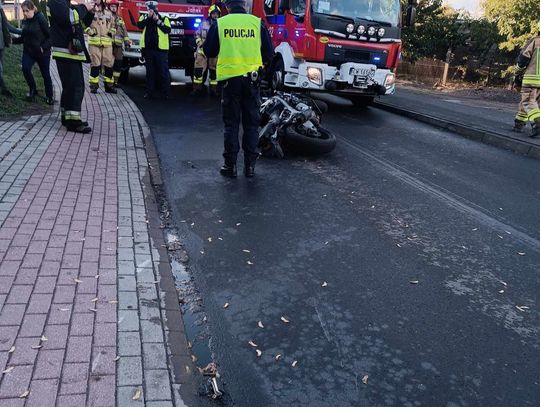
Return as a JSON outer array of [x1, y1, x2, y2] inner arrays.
[[514, 22, 540, 138], [47, 0, 94, 133], [137, 1, 171, 99], [204, 0, 274, 178]]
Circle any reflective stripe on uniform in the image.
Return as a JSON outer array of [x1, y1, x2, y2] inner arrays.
[[52, 47, 86, 61], [193, 77, 203, 84], [515, 112, 528, 122], [65, 110, 81, 120], [528, 108, 540, 121], [89, 75, 99, 84]]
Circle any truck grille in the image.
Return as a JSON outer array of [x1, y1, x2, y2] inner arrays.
[[325, 46, 387, 68]]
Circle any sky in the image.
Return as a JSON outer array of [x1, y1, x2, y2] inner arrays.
[[445, 0, 482, 15]]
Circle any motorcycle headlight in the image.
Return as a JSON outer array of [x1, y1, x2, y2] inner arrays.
[[384, 73, 395, 88], [377, 28, 386, 37], [307, 67, 323, 86], [367, 26, 376, 36], [346, 23, 354, 34], [357, 25, 366, 35]]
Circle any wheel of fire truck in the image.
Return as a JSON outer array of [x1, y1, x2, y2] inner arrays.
[[349, 96, 375, 108], [283, 126, 336, 156]]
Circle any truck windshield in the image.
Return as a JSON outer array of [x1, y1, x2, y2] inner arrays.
[[311, 0, 400, 26]]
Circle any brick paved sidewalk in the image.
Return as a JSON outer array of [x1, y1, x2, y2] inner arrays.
[[0, 68, 193, 406]]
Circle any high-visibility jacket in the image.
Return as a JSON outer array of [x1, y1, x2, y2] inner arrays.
[[139, 15, 170, 51], [112, 14, 129, 47], [216, 13, 262, 81], [86, 9, 115, 47], [47, 0, 93, 62], [518, 36, 540, 88]]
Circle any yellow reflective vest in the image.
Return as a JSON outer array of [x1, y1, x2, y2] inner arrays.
[[139, 15, 170, 51], [216, 14, 262, 81], [86, 9, 115, 47]]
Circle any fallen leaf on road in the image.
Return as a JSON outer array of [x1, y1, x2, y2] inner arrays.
[[91, 298, 99, 302], [275, 354, 282, 361], [191, 354, 197, 362], [19, 390, 29, 398], [95, 275, 100, 279], [472, 228, 478, 231], [59, 308, 70, 312], [280, 316, 290, 323], [132, 389, 141, 400], [243, 249, 251, 253], [31, 345, 42, 350], [2, 367, 14, 374], [109, 300, 118, 304], [247, 261, 254, 265], [74, 278, 82, 283], [256, 349, 262, 357], [396, 243, 402, 248], [114, 356, 120, 361], [362, 375, 369, 384], [258, 321, 264, 328], [218, 237, 223, 241], [207, 237, 212, 242], [292, 360, 298, 367], [8, 346, 15, 353], [516, 306, 529, 312], [223, 303, 230, 309], [40, 336, 48, 342], [409, 280, 419, 285], [501, 281, 507, 286], [321, 281, 328, 287], [499, 290, 505, 294], [89, 308, 97, 313], [218, 220, 222, 223], [517, 252, 526, 256], [505, 230, 512, 235], [498, 235, 503, 239], [236, 223, 241, 226], [248, 341, 258, 348]]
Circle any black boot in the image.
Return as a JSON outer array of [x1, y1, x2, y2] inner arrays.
[[513, 120, 526, 133], [105, 84, 117, 94], [26, 89, 38, 101], [244, 165, 255, 178], [531, 120, 540, 138], [66, 123, 92, 134], [220, 163, 237, 178]]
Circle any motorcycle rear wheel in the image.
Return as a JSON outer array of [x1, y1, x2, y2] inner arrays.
[[283, 126, 336, 155]]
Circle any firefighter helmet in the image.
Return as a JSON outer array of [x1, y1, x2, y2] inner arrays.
[[208, 4, 221, 16], [108, 0, 120, 5]]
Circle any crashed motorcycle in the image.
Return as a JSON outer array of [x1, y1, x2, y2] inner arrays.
[[258, 92, 336, 158]]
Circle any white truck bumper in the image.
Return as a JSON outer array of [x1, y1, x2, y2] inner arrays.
[[284, 61, 395, 95]]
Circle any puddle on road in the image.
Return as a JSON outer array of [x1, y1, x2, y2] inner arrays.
[[170, 255, 213, 369]]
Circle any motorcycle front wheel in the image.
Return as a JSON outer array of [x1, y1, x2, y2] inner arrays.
[[283, 126, 337, 156]]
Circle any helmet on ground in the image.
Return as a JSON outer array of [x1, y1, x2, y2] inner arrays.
[[208, 4, 221, 16]]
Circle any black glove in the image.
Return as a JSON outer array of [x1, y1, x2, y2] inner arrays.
[[70, 38, 84, 53]]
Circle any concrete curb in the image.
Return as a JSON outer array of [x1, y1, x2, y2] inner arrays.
[[373, 101, 540, 160]]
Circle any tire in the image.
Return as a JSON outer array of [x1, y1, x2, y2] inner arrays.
[[283, 126, 336, 155], [349, 96, 374, 108]]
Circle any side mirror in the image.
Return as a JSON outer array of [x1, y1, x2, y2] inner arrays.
[[405, 5, 416, 27]]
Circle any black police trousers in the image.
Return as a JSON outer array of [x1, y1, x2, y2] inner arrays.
[[144, 49, 170, 97], [221, 75, 261, 166], [55, 59, 85, 126]]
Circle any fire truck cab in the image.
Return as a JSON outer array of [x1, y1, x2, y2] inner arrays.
[[252, 0, 416, 104], [120, 0, 211, 78]]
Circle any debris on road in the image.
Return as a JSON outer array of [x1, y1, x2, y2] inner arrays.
[[258, 321, 264, 328], [281, 316, 290, 323], [248, 341, 258, 348], [362, 375, 369, 384], [292, 360, 298, 367]]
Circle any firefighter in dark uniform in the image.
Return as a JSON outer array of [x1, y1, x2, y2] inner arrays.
[[47, 0, 94, 133], [137, 1, 171, 99], [514, 22, 540, 138], [204, 0, 274, 178]]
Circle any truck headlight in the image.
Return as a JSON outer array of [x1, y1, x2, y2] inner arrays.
[[377, 28, 385, 37], [384, 73, 395, 88], [307, 67, 323, 86], [367, 26, 376, 36], [346, 23, 354, 34], [357, 25, 366, 35]]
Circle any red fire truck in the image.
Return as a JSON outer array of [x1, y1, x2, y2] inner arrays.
[[119, 0, 211, 78], [251, 0, 416, 105]]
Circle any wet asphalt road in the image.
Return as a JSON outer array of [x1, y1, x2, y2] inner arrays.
[[123, 72, 540, 407]]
